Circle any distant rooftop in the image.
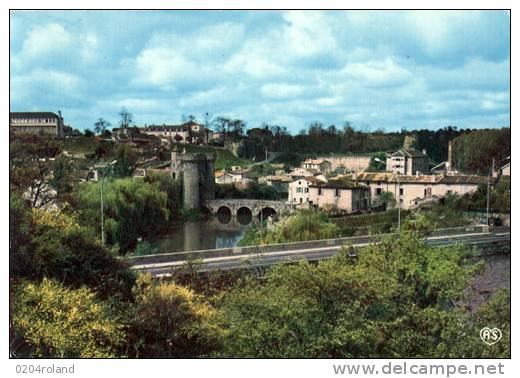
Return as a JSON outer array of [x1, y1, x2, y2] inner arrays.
[[10, 111, 61, 119], [389, 148, 428, 158], [310, 177, 368, 189]]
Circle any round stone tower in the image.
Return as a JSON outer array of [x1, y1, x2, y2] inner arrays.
[[170, 147, 216, 209]]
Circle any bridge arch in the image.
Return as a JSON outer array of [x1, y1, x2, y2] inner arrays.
[[237, 206, 253, 225], [258, 207, 277, 221], [216, 205, 232, 224]]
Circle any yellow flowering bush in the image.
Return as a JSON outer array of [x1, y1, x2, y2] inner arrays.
[[11, 278, 125, 358], [31, 207, 80, 234]]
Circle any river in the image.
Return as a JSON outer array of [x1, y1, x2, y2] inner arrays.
[[147, 211, 255, 254]]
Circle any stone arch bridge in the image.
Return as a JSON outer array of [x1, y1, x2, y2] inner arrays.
[[202, 199, 294, 219]]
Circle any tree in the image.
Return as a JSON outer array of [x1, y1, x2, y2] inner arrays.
[[376, 191, 396, 208], [127, 274, 223, 358], [220, 232, 500, 358], [94, 118, 110, 135], [9, 136, 60, 208], [182, 114, 196, 123], [368, 152, 387, 172], [113, 144, 138, 177], [73, 178, 172, 252], [119, 107, 133, 128], [10, 200, 137, 299], [50, 155, 74, 195], [239, 210, 339, 246], [229, 119, 246, 140], [11, 279, 125, 358], [84, 128, 94, 137]]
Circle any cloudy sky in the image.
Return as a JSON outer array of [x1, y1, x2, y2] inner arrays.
[[10, 10, 510, 133]]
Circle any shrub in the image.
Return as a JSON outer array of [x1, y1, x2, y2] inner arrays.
[[11, 279, 125, 358]]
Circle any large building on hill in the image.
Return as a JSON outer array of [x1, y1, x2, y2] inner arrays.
[[10, 111, 64, 137], [138, 121, 213, 144], [386, 148, 429, 175]]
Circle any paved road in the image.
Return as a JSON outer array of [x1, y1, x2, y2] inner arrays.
[[133, 229, 510, 277]]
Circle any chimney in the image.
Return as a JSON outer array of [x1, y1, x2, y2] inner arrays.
[[447, 140, 453, 171]]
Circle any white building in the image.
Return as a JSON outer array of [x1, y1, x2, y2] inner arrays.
[[10, 111, 64, 137], [301, 159, 332, 174], [288, 176, 326, 205]]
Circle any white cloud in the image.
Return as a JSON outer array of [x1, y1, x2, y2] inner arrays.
[[11, 68, 83, 103], [9, 11, 510, 131], [261, 83, 305, 99], [341, 58, 412, 88], [20, 23, 72, 58]]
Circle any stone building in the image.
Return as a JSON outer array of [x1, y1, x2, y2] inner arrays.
[[301, 158, 332, 174], [288, 176, 326, 205], [139, 121, 213, 144], [10, 111, 64, 137], [308, 177, 370, 212], [171, 147, 215, 209], [316, 155, 372, 173], [386, 148, 429, 175], [354, 172, 492, 209]]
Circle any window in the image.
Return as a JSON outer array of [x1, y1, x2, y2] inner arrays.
[[399, 188, 404, 196], [300, 198, 303, 203], [318, 188, 322, 195], [335, 188, 340, 197], [305, 187, 309, 193], [296, 187, 302, 193], [376, 188, 382, 195]]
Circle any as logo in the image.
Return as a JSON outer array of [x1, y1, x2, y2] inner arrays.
[[480, 327, 502, 345]]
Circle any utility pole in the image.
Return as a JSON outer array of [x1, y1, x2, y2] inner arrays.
[[486, 158, 494, 226], [397, 173, 401, 234], [260, 209, 264, 244], [100, 160, 117, 246], [100, 173, 105, 245], [375, 156, 400, 233]]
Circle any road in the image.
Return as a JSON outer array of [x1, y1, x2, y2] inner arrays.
[[132, 228, 510, 277]]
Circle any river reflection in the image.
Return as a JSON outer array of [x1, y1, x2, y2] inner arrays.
[[149, 213, 254, 253]]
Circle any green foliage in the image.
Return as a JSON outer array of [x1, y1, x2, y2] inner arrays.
[[452, 128, 510, 174], [215, 182, 282, 200], [375, 191, 396, 208], [50, 155, 74, 195], [182, 144, 251, 170], [219, 232, 504, 358], [84, 129, 94, 137], [446, 179, 510, 214], [131, 241, 159, 257], [11, 279, 125, 358], [247, 163, 276, 178], [113, 144, 139, 177], [9, 198, 136, 299], [127, 274, 223, 358], [74, 178, 172, 252], [239, 210, 339, 246], [367, 152, 387, 172], [333, 209, 409, 236]]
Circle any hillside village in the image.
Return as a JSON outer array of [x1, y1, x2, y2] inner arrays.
[[9, 110, 511, 219]]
